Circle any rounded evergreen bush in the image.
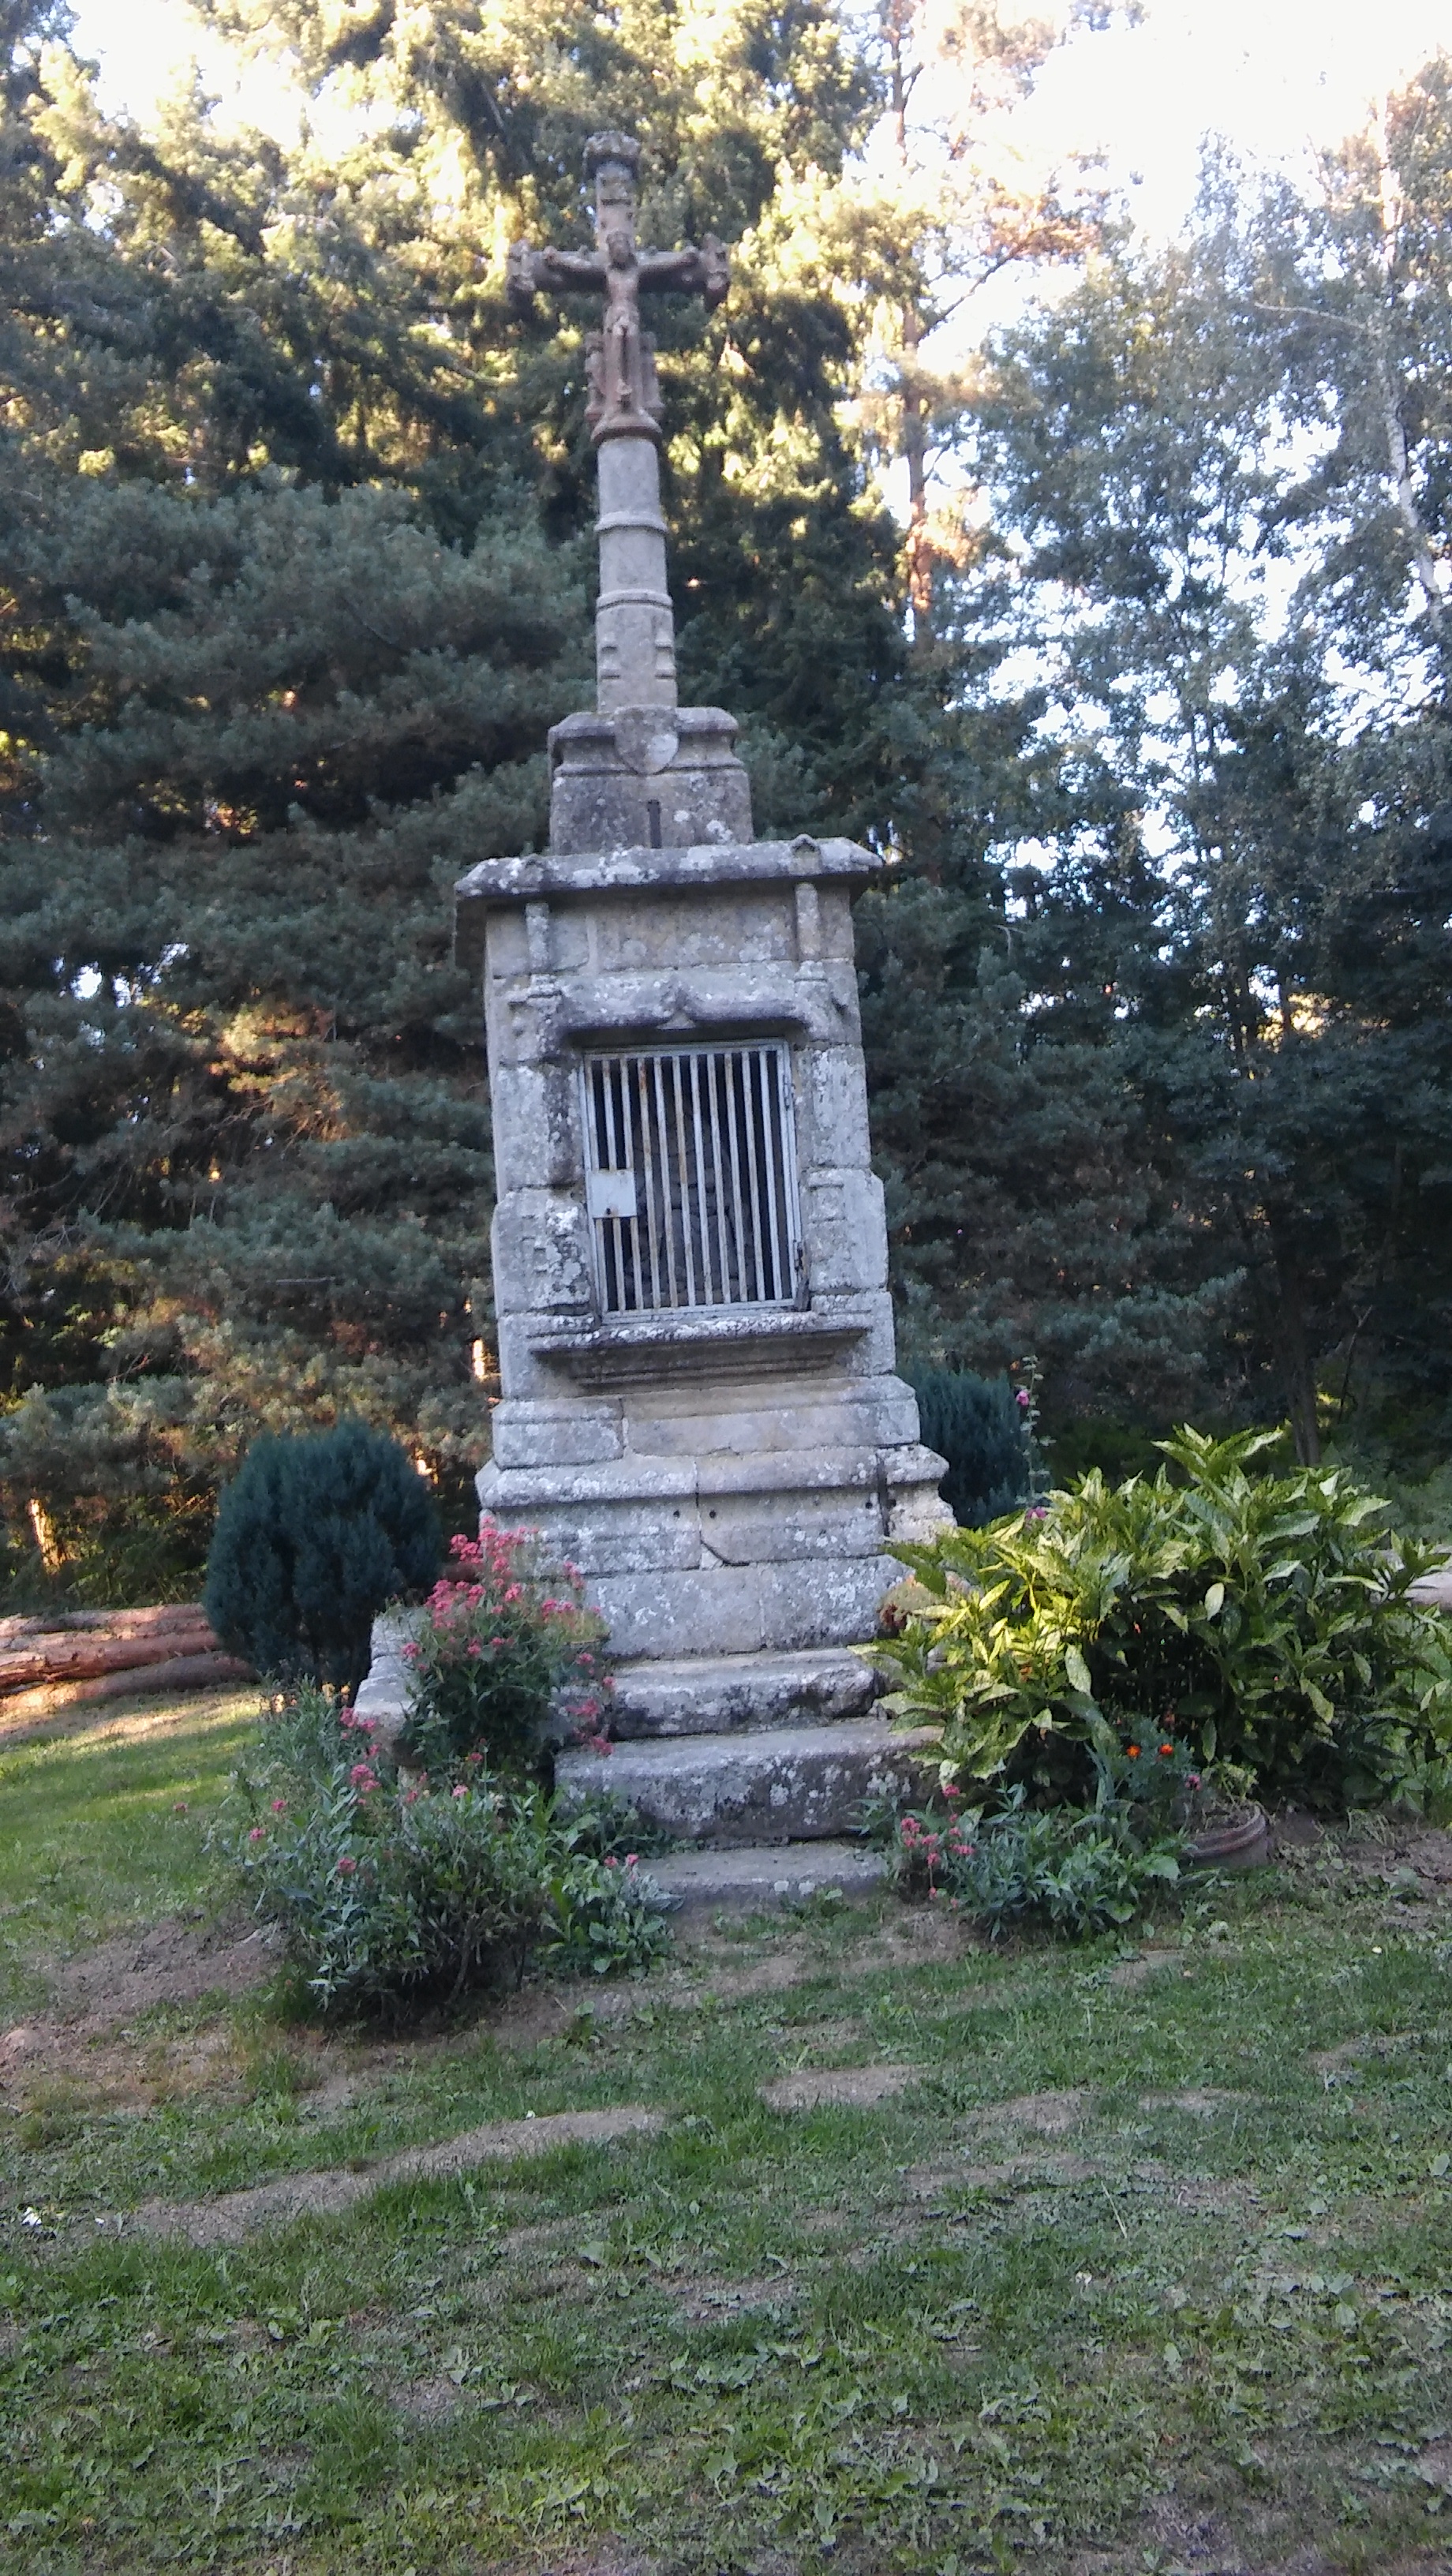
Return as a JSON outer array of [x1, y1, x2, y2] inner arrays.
[[908, 1368, 1031, 1526], [204, 1421, 441, 1689]]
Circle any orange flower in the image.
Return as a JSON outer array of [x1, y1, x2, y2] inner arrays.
[[1158, 1742, 1174, 1756], [1127, 1744, 1140, 1758]]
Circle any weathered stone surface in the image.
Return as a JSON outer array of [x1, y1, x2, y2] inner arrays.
[[352, 1611, 420, 1750], [621, 1383, 921, 1459], [488, 1397, 624, 1470], [798, 1169, 891, 1293], [608, 1645, 878, 1737], [577, 1554, 900, 1660], [649, 1839, 887, 1909], [556, 1717, 939, 1842], [548, 705, 754, 856]]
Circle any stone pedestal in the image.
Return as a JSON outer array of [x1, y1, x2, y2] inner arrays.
[[454, 818, 949, 1843]]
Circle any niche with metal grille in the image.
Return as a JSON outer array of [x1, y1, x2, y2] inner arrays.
[[581, 1041, 803, 1316]]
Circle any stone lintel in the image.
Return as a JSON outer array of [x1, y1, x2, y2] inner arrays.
[[455, 833, 879, 972], [526, 1305, 868, 1390]]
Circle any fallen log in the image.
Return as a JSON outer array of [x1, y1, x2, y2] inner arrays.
[[0, 1624, 221, 1695], [0, 1650, 254, 1727], [0, 1602, 211, 1649]]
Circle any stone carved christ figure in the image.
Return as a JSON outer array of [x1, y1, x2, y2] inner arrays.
[[507, 132, 728, 441]]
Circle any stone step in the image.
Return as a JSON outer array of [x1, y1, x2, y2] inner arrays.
[[606, 1645, 878, 1739], [646, 1840, 887, 1911], [557, 1716, 939, 1844]]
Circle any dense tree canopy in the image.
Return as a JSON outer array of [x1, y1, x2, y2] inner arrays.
[[2, 0, 1450, 1589]]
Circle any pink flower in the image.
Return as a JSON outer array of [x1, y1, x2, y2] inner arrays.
[[248, 1826, 265, 1843], [604, 1855, 617, 1868], [451, 1784, 470, 1799], [1016, 1387, 1031, 1409], [271, 1798, 286, 1813], [337, 1854, 357, 1875], [625, 1855, 638, 1868], [350, 1762, 378, 1790]]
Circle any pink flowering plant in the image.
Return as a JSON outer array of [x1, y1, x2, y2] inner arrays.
[[213, 1679, 668, 2012], [397, 1522, 612, 1776], [884, 1781, 1183, 1940]]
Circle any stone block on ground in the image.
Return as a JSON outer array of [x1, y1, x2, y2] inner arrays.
[[557, 1716, 939, 1843], [647, 1839, 887, 1910], [607, 1645, 878, 1738]]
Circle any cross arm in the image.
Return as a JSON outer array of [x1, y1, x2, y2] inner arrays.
[[638, 237, 730, 310], [507, 240, 606, 312]]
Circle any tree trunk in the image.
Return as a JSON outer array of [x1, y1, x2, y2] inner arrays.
[[1267, 1214, 1321, 1464]]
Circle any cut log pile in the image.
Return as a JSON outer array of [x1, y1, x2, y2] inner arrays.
[[0, 1604, 253, 1724]]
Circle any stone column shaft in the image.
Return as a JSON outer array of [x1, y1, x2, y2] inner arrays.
[[595, 433, 677, 711]]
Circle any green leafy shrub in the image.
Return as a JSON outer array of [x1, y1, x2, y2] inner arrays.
[[397, 1523, 611, 1773], [908, 1368, 1032, 1526], [889, 1786, 1184, 1938], [215, 1683, 670, 2012], [204, 1422, 440, 1690], [868, 1426, 1452, 1810]]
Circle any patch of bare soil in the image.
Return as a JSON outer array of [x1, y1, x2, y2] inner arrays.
[[1, 1911, 283, 2108], [1075, 2489, 1450, 2574], [758, 2061, 922, 2111], [1110, 1946, 1183, 1987], [676, 2273, 800, 2320], [903, 2151, 1101, 2200], [389, 2373, 464, 2424], [1308, 2030, 1416, 2074], [1282, 1815, 1452, 1890], [127, 2104, 667, 2246], [1140, 2087, 1252, 2115], [688, 1942, 815, 2001], [972, 2087, 1088, 2136], [54, 1911, 281, 2031], [481, 2550, 659, 2576]]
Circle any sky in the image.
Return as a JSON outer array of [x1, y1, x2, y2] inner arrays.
[[69, 0, 1452, 243]]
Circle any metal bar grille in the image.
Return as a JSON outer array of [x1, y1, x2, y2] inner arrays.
[[582, 1041, 801, 1315]]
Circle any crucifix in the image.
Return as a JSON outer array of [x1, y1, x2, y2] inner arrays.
[[507, 131, 729, 713]]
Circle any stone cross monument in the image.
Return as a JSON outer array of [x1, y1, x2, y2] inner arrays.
[[453, 133, 948, 1889]]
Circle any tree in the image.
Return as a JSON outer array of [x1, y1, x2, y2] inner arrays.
[[960, 64, 1452, 1458], [0, 0, 966, 1580]]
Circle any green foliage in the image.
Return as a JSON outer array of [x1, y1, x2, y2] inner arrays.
[[889, 1787, 1184, 1939], [907, 1367, 1030, 1525], [397, 1523, 609, 1775], [869, 1427, 1452, 1809], [215, 1683, 670, 2012], [204, 1423, 440, 1690]]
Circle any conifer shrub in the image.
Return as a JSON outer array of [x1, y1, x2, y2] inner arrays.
[[868, 1427, 1452, 1812], [204, 1423, 441, 1690], [215, 1683, 671, 2012], [397, 1524, 612, 1774], [908, 1368, 1031, 1526]]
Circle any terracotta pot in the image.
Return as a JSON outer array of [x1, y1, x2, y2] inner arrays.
[[1185, 1802, 1270, 1870]]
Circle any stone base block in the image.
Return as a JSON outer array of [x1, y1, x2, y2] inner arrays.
[[648, 1840, 887, 1911], [608, 1646, 877, 1738], [590, 1553, 895, 1658], [556, 1717, 940, 1842]]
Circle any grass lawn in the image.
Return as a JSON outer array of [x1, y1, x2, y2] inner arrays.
[[3, 1692, 1452, 2574]]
